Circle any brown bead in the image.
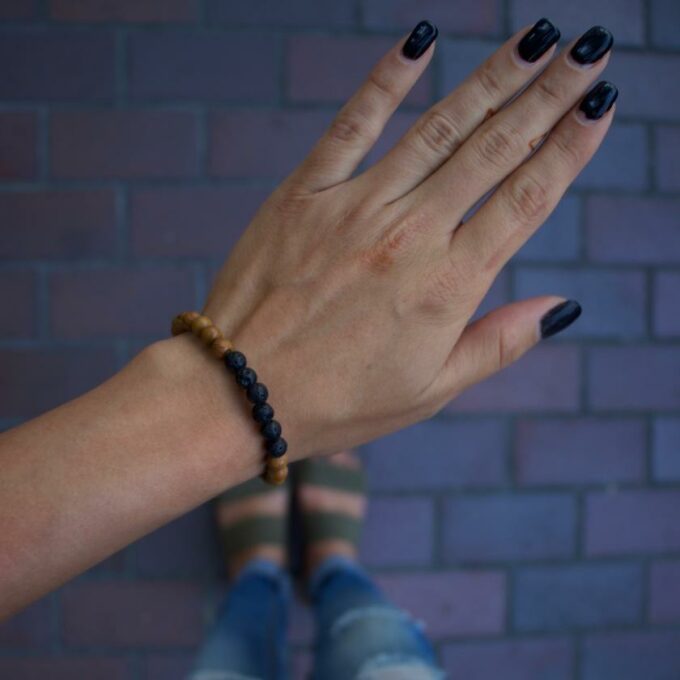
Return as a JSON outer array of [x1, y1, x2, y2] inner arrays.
[[200, 325, 222, 346], [265, 465, 288, 485], [171, 316, 188, 336], [191, 315, 212, 334], [266, 453, 288, 470], [211, 337, 234, 359], [182, 311, 200, 325]]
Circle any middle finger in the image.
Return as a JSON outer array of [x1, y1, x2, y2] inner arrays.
[[407, 25, 614, 228]]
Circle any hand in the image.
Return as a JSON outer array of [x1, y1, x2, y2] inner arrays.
[[202, 20, 616, 461]]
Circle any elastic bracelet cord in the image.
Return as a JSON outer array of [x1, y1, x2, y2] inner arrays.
[[171, 311, 288, 486]]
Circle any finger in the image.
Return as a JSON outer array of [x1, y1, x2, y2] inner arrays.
[[451, 81, 617, 281], [359, 19, 561, 205], [287, 20, 438, 194], [411, 26, 614, 228], [435, 297, 581, 400]]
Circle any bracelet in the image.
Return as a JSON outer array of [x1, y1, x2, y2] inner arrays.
[[170, 310, 288, 486]]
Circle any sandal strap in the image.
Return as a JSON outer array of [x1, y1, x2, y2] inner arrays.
[[218, 516, 287, 555], [297, 458, 367, 494], [302, 510, 363, 546]]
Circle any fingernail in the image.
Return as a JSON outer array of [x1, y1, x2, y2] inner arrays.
[[579, 80, 618, 120], [570, 25, 614, 64], [402, 20, 438, 60], [517, 18, 561, 63], [540, 300, 582, 339]]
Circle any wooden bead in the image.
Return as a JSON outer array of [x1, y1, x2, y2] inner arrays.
[[181, 311, 200, 325], [191, 315, 212, 334], [266, 453, 288, 470], [265, 465, 288, 485], [199, 325, 222, 346], [171, 316, 188, 336], [211, 337, 234, 359]]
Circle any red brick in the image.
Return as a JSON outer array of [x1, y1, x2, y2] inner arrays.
[[0, 270, 36, 338], [208, 109, 331, 178], [287, 35, 432, 105], [0, 347, 117, 418], [208, 0, 354, 27], [447, 345, 580, 413], [363, 0, 500, 34], [656, 126, 680, 191], [586, 196, 680, 263], [586, 490, 680, 556], [588, 347, 680, 411], [362, 418, 506, 491], [0, 596, 52, 649], [0, 31, 114, 101], [442, 638, 573, 680], [360, 497, 433, 567], [605, 52, 680, 120], [0, 190, 116, 259], [650, 560, 680, 624], [131, 185, 270, 257], [61, 581, 203, 648], [0, 0, 38, 19], [50, 0, 199, 22], [50, 110, 198, 179], [516, 418, 646, 485], [654, 271, 680, 337], [0, 111, 37, 180], [129, 32, 279, 102], [0, 657, 129, 680], [50, 266, 195, 339], [377, 571, 505, 638]]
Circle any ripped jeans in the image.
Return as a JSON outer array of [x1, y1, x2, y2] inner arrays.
[[188, 555, 446, 680]]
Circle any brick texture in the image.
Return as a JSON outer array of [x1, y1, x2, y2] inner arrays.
[[1, 2, 679, 677]]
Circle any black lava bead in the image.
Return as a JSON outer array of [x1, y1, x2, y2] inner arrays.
[[267, 437, 288, 457], [261, 419, 282, 441], [224, 350, 247, 373], [246, 382, 269, 404], [252, 403, 274, 423], [235, 367, 257, 388]]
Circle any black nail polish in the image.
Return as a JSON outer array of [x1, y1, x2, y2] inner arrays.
[[540, 300, 582, 339], [579, 80, 618, 120], [517, 18, 561, 63], [570, 25, 614, 64], [402, 20, 438, 60]]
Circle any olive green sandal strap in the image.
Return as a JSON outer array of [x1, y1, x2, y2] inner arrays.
[[215, 475, 281, 503], [218, 516, 287, 556], [302, 511, 363, 546], [297, 458, 367, 495], [297, 457, 367, 550]]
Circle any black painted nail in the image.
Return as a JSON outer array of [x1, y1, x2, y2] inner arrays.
[[402, 20, 438, 60], [570, 25, 614, 64], [540, 300, 582, 339], [517, 18, 561, 63], [579, 80, 618, 120]]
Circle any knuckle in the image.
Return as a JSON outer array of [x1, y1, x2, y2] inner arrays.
[[326, 110, 370, 145], [474, 121, 524, 169], [476, 60, 502, 100], [533, 76, 564, 108], [550, 128, 582, 167], [505, 173, 550, 224], [367, 67, 399, 103], [416, 109, 465, 156]]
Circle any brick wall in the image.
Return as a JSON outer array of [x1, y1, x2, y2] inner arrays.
[[1, 1, 679, 678]]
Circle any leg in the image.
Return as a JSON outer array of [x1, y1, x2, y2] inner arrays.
[[296, 451, 445, 680], [189, 558, 291, 680], [189, 476, 292, 680]]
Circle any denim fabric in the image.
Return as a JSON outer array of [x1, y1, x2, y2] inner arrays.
[[188, 556, 445, 680]]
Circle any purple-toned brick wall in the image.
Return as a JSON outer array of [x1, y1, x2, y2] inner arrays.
[[0, 1, 678, 678]]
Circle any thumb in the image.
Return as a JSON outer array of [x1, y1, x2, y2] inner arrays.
[[441, 296, 582, 397]]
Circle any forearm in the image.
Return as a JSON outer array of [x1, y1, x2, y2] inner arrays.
[[0, 332, 265, 619]]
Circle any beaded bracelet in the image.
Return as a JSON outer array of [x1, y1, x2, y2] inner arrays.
[[171, 311, 288, 486]]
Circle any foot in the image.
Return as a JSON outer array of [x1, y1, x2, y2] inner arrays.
[[296, 449, 367, 578], [215, 477, 289, 580]]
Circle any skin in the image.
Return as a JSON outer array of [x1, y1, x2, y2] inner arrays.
[[0, 23, 615, 620]]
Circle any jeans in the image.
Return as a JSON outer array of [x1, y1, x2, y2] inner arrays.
[[188, 555, 446, 680]]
